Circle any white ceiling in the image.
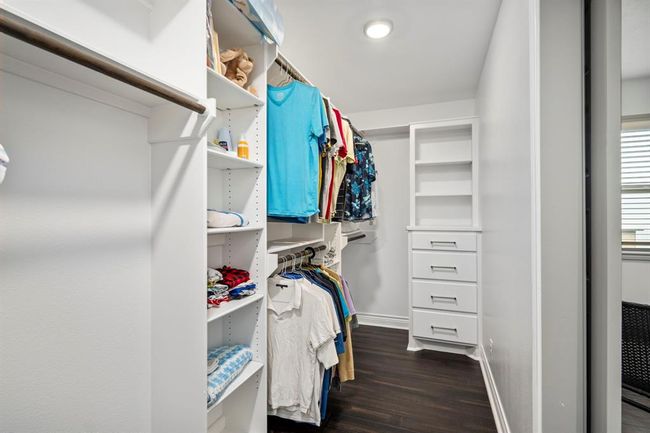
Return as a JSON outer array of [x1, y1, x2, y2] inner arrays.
[[622, 0, 650, 80], [274, 0, 501, 113]]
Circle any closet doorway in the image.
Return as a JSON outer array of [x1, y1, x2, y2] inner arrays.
[[619, 0, 650, 431], [588, 1, 650, 432]]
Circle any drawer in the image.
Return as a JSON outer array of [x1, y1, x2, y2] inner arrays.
[[412, 310, 478, 345], [412, 251, 477, 282], [412, 280, 477, 313], [411, 232, 477, 252]]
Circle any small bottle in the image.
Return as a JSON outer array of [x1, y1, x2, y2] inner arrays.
[[237, 135, 249, 160]]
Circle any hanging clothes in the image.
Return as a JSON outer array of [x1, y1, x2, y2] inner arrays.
[[267, 81, 329, 219], [342, 134, 377, 221], [330, 117, 355, 218], [267, 264, 357, 426]]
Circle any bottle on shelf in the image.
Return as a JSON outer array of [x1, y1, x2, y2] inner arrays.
[[237, 134, 249, 160]]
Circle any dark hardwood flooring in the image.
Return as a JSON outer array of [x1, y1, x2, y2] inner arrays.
[[269, 326, 497, 433]]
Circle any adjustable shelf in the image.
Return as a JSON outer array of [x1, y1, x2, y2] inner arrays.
[[415, 192, 472, 198], [268, 238, 324, 254], [206, 361, 264, 413], [415, 159, 472, 167], [207, 224, 264, 235], [207, 293, 264, 323], [207, 147, 263, 170], [207, 68, 264, 110], [411, 119, 479, 228]]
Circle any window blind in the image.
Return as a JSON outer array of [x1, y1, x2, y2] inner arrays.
[[621, 126, 650, 251]]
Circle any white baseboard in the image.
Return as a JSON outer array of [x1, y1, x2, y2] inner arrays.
[[479, 344, 511, 433], [356, 312, 409, 330]]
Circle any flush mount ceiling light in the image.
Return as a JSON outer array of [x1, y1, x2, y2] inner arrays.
[[364, 20, 393, 39]]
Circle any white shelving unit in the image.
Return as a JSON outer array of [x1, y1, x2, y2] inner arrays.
[[207, 68, 264, 110], [207, 291, 265, 323], [207, 361, 265, 413], [0, 2, 272, 432], [207, 225, 265, 235], [266, 222, 345, 274], [407, 117, 482, 358], [207, 147, 264, 170], [204, 1, 271, 432]]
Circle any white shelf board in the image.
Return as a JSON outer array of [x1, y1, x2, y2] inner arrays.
[[407, 226, 482, 232], [415, 159, 472, 167], [207, 68, 264, 110], [268, 238, 324, 254], [211, 0, 263, 47], [415, 192, 472, 198], [207, 292, 264, 323], [207, 148, 263, 170], [206, 361, 264, 413], [207, 224, 264, 235], [0, 21, 202, 117]]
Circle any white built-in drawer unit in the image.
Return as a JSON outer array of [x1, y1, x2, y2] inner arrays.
[[408, 117, 480, 354], [412, 250, 477, 282], [412, 310, 478, 345], [412, 280, 477, 313], [411, 231, 477, 252]]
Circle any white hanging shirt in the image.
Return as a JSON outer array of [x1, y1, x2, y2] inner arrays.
[[0, 144, 9, 184], [267, 276, 338, 420]]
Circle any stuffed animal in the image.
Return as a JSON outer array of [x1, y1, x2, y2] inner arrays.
[[220, 48, 254, 88]]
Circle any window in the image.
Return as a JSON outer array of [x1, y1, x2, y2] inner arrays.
[[621, 118, 650, 253]]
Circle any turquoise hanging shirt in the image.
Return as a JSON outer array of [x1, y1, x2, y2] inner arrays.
[[267, 81, 328, 217]]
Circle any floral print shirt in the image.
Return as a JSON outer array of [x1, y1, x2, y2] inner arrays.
[[343, 135, 376, 221]]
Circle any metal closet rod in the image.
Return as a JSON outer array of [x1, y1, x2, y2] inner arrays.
[[273, 52, 364, 137], [277, 245, 327, 264], [347, 233, 366, 243], [0, 9, 206, 114]]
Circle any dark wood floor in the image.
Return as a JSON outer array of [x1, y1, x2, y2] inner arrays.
[[269, 326, 497, 433]]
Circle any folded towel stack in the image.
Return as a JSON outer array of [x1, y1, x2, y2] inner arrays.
[[207, 344, 253, 406], [207, 210, 249, 228]]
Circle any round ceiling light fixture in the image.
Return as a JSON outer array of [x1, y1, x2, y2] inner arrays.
[[364, 19, 393, 39]]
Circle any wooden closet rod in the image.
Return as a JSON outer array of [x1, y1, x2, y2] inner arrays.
[[0, 9, 207, 114]]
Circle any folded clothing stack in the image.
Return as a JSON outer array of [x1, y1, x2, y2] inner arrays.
[[207, 344, 253, 406], [207, 268, 229, 307], [207, 210, 249, 228], [207, 266, 257, 308]]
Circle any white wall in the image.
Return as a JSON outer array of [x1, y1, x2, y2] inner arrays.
[[0, 71, 152, 433], [622, 260, 650, 304], [344, 101, 476, 325], [622, 76, 650, 117], [476, 0, 534, 431], [351, 99, 477, 133], [539, 0, 585, 432]]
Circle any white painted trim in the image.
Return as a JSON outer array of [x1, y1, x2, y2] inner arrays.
[[528, 0, 543, 431], [479, 344, 512, 433], [356, 312, 409, 330]]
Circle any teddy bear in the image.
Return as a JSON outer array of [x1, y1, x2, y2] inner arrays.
[[220, 48, 254, 90]]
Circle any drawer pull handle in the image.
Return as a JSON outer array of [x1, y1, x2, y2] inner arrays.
[[430, 241, 457, 247], [430, 265, 457, 272], [431, 325, 458, 333], [431, 295, 457, 302]]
